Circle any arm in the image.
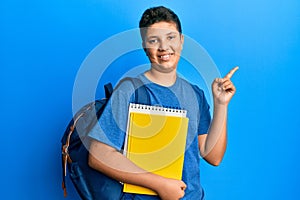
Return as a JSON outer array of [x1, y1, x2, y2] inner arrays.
[[198, 67, 238, 166], [89, 139, 186, 200]]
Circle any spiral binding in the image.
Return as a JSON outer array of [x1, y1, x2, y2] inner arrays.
[[129, 103, 187, 116]]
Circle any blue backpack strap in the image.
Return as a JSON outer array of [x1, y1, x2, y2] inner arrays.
[[116, 77, 151, 105], [104, 83, 113, 99]]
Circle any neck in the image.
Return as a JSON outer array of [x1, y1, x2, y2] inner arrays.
[[145, 68, 177, 87]]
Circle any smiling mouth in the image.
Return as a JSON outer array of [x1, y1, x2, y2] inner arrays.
[[159, 53, 174, 61]]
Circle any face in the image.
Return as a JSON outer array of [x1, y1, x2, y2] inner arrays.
[[142, 21, 184, 73]]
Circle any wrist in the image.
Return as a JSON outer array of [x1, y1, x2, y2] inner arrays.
[[213, 100, 229, 109], [139, 172, 166, 194], [149, 174, 167, 193]]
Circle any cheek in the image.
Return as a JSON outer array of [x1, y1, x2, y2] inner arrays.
[[174, 46, 182, 56], [146, 48, 157, 58], [171, 41, 182, 53]]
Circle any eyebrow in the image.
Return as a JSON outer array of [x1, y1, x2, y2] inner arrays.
[[166, 31, 178, 35], [146, 31, 178, 39]]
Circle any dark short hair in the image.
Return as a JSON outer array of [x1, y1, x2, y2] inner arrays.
[[139, 6, 182, 39]]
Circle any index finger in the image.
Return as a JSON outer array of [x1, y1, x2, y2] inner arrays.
[[224, 66, 239, 79]]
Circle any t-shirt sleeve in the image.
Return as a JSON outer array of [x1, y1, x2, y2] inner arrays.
[[88, 81, 135, 151], [192, 85, 212, 135]]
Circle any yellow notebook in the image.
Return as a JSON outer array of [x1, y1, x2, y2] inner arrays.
[[123, 103, 189, 195]]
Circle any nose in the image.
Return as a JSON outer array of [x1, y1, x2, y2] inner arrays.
[[158, 40, 169, 51]]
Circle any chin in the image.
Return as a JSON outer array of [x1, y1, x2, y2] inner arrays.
[[158, 65, 177, 73], [150, 60, 177, 72]]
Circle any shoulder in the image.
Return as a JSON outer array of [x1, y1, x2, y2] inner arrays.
[[177, 76, 205, 97], [111, 76, 149, 104], [112, 77, 140, 97], [190, 84, 205, 98], [115, 77, 137, 90]]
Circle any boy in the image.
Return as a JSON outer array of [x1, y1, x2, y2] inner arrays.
[[89, 6, 238, 200]]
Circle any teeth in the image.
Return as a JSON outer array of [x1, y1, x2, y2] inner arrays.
[[160, 54, 170, 59]]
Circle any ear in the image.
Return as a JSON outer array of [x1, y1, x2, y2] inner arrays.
[[142, 41, 148, 56], [180, 34, 184, 50]]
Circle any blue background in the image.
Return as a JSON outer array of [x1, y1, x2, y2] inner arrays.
[[1, 0, 299, 199]]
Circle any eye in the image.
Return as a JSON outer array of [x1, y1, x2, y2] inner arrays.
[[148, 39, 158, 44], [167, 35, 176, 40]]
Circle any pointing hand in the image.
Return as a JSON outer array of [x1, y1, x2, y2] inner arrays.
[[212, 66, 239, 105]]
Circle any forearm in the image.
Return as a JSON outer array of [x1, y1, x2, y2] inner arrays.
[[201, 104, 228, 166], [88, 140, 166, 192], [200, 66, 237, 166]]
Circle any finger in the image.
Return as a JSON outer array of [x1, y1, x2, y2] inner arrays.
[[224, 66, 239, 79], [180, 183, 186, 198], [181, 181, 187, 190], [181, 190, 185, 198], [213, 78, 224, 86], [224, 83, 236, 92], [222, 80, 232, 89]]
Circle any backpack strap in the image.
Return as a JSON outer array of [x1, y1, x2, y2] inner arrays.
[[61, 111, 86, 197], [104, 83, 113, 99]]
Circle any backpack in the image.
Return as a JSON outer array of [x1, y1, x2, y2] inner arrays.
[[61, 77, 150, 200]]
